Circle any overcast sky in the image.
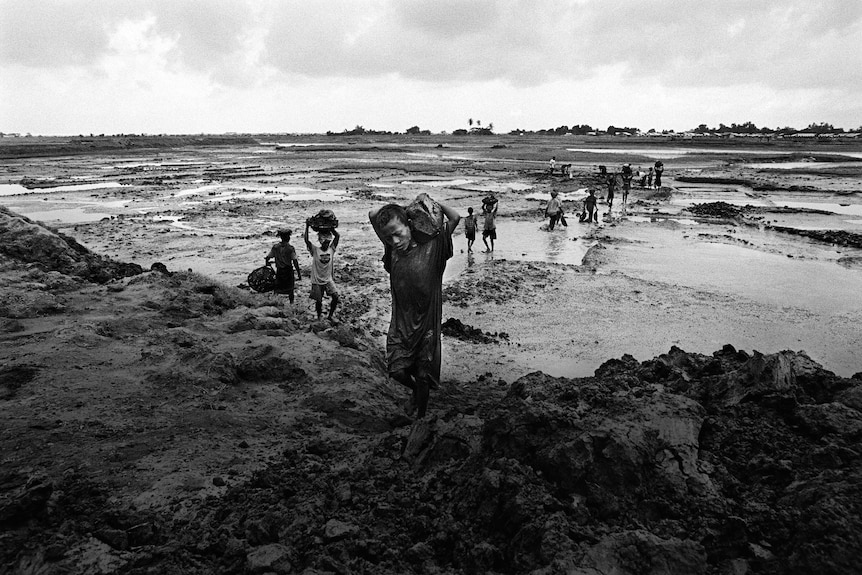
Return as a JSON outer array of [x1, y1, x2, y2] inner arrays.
[[1, 0, 860, 135]]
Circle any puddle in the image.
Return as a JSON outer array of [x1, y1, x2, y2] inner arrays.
[[626, 216, 699, 225], [0, 184, 31, 196], [457, 181, 536, 193], [619, 240, 861, 315], [170, 185, 352, 202], [524, 189, 589, 202], [19, 208, 112, 224], [401, 179, 475, 187], [746, 161, 862, 170], [1, 182, 126, 196], [444, 221, 593, 281], [169, 185, 222, 198]]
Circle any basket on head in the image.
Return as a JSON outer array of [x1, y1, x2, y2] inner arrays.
[[308, 209, 339, 232]]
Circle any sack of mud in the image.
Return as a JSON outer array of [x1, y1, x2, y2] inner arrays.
[[307, 209, 339, 232], [247, 265, 276, 293], [406, 193, 444, 243]]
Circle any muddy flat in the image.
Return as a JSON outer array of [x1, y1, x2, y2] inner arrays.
[[1, 135, 861, 574]]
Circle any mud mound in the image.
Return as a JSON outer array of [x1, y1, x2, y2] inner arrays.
[[6, 346, 858, 574], [685, 201, 749, 218], [0, 206, 143, 283], [442, 317, 508, 344]]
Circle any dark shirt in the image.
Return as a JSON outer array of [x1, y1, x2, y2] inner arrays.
[[386, 221, 453, 382]]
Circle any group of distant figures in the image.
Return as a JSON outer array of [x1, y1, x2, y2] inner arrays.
[[596, 161, 664, 190], [550, 156, 664, 190], [544, 157, 666, 225]]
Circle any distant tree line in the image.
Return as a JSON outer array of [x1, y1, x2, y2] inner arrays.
[[689, 121, 857, 136]]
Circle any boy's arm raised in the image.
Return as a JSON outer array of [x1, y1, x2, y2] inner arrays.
[[368, 208, 386, 245], [303, 221, 313, 252]]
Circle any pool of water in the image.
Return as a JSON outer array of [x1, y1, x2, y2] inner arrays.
[[0, 182, 127, 196], [626, 216, 700, 225], [20, 207, 113, 224], [524, 189, 588, 202], [444, 221, 593, 281], [401, 179, 476, 187], [746, 161, 862, 170], [169, 185, 353, 202], [620, 240, 860, 315]]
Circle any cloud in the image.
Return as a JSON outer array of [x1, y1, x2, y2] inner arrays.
[[4, 0, 859, 91], [1, 0, 859, 134]]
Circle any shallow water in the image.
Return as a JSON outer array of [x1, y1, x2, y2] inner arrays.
[[746, 161, 862, 170], [0, 182, 126, 196], [401, 179, 476, 187], [444, 221, 593, 281], [619, 240, 860, 316], [21, 207, 112, 223], [168, 184, 352, 203]]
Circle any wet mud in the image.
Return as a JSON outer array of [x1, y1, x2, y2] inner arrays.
[[1, 136, 861, 574]]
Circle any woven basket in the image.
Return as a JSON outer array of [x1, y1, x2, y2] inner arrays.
[[247, 265, 276, 293]]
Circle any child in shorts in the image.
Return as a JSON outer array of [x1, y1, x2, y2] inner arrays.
[[304, 221, 340, 321]]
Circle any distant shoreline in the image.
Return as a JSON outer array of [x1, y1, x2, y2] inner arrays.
[[2, 133, 862, 160]]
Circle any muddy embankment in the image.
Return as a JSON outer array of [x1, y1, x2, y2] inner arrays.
[[682, 201, 862, 249], [1, 207, 862, 574]]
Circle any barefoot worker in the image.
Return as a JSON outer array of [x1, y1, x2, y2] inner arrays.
[[545, 190, 563, 230], [369, 194, 460, 418], [304, 220, 340, 321], [264, 229, 302, 304], [481, 196, 498, 252]]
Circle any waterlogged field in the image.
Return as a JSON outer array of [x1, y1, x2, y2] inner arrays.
[[1, 135, 861, 377]]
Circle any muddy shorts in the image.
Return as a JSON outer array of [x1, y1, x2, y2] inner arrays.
[[465, 230, 475, 241], [482, 229, 496, 240], [274, 268, 295, 293], [310, 281, 338, 301]]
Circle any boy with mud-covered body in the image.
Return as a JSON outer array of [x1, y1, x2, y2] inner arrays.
[[304, 222, 340, 321], [369, 199, 460, 418]]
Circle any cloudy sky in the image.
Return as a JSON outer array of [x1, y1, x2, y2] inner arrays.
[[1, 0, 860, 135]]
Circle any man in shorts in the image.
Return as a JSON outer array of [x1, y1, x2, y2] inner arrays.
[[482, 199, 498, 252], [304, 221, 340, 321]]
